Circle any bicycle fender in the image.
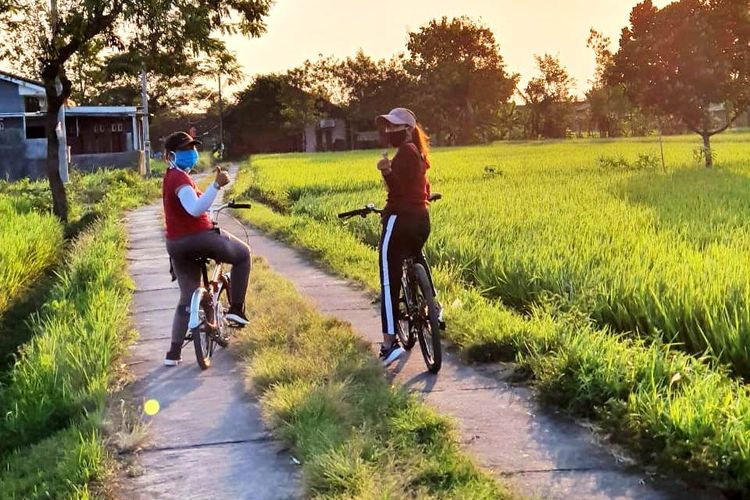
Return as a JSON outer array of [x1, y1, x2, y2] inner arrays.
[[188, 287, 209, 330]]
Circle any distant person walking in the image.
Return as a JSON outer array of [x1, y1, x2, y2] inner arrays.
[[374, 108, 438, 366], [161, 131, 251, 366]]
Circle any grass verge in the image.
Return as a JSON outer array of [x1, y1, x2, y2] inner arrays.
[[0, 170, 159, 497], [235, 258, 512, 499], [0, 423, 107, 499], [230, 174, 750, 494], [0, 215, 134, 452]]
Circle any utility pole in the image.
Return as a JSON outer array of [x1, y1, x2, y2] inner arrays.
[[218, 72, 224, 159], [140, 69, 151, 175]]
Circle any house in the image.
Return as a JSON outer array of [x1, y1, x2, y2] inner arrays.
[[571, 100, 592, 138], [0, 70, 146, 181], [303, 118, 350, 152], [0, 70, 66, 181], [65, 106, 145, 172]]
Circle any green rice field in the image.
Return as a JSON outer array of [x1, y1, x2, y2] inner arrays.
[[231, 131, 750, 491], [239, 132, 750, 377]]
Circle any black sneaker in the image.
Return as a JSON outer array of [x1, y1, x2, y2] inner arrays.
[[226, 305, 249, 327], [379, 341, 405, 367], [164, 350, 182, 367]]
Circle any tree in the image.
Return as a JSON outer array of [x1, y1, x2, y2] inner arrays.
[[585, 29, 633, 138], [405, 16, 517, 145], [295, 51, 415, 131], [0, 0, 272, 222], [522, 54, 575, 139], [330, 51, 415, 127], [611, 0, 750, 167], [224, 72, 328, 155]]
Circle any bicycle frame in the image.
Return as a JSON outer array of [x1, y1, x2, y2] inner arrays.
[[400, 259, 417, 325], [186, 202, 245, 334], [187, 261, 228, 332]]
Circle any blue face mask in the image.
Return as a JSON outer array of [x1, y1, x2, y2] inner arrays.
[[172, 149, 199, 171]]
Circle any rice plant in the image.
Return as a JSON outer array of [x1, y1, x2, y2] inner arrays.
[[240, 132, 750, 378]]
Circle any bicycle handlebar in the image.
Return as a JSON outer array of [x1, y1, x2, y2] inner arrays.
[[211, 200, 252, 213], [338, 194, 443, 220], [338, 208, 369, 219], [229, 202, 252, 209]]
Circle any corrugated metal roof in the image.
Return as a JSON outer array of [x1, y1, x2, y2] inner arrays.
[[65, 106, 139, 116], [0, 69, 45, 91]]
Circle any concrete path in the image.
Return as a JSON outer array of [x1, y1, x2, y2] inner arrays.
[[123, 204, 301, 499], [215, 192, 720, 499]]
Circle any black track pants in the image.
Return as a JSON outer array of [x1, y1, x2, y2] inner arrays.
[[378, 211, 434, 335]]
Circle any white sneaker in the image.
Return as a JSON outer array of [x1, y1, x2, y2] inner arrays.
[[226, 306, 249, 326], [164, 351, 182, 366], [379, 342, 405, 367]]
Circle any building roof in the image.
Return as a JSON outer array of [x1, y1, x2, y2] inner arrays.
[[65, 106, 139, 117], [0, 69, 45, 94]]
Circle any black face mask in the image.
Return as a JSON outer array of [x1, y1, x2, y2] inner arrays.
[[387, 130, 408, 148]]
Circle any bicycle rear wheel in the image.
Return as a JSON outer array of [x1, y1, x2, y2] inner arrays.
[[396, 284, 416, 350], [192, 295, 216, 370], [414, 264, 442, 373]]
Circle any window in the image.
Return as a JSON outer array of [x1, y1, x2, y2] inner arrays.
[[117, 123, 123, 132], [24, 96, 41, 113], [0, 120, 4, 132], [26, 125, 45, 139]]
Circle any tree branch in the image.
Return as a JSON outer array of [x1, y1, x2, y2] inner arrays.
[[708, 110, 743, 137]]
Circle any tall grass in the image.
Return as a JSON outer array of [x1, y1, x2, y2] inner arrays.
[[0, 215, 133, 453], [237, 133, 750, 378], [231, 196, 750, 492], [235, 259, 511, 498], [0, 425, 106, 499], [0, 199, 62, 317]]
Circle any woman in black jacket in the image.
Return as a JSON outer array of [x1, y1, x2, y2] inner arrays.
[[374, 107, 436, 366]]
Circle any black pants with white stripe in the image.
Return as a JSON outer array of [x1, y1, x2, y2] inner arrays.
[[379, 211, 435, 335]]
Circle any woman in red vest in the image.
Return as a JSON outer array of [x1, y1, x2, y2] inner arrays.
[[161, 131, 250, 366]]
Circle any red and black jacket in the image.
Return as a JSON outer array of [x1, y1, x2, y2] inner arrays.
[[383, 142, 431, 214]]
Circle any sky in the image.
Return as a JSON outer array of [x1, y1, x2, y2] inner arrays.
[[225, 0, 672, 97]]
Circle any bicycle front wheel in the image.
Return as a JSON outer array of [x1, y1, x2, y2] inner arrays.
[[414, 264, 442, 374], [214, 274, 231, 347], [191, 292, 216, 370]]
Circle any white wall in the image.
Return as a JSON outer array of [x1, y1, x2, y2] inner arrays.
[[304, 119, 348, 152]]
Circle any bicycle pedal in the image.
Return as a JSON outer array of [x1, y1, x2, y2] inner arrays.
[[215, 337, 229, 348]]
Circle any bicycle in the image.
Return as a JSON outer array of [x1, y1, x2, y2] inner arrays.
[[338, 194, 444, 373], [184, 200, 252, 370]]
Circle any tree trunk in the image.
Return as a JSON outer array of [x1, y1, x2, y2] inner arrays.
[[43, 76, 69, 223], [702, 132, 713, 169]]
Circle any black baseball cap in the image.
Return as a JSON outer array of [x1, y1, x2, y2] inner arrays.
[[164, 131, 201, 152]]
